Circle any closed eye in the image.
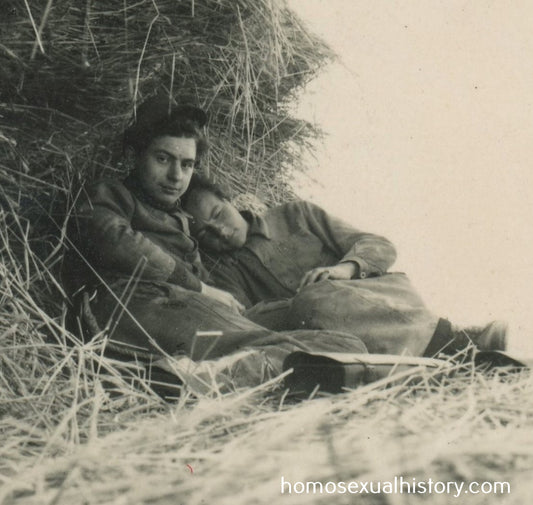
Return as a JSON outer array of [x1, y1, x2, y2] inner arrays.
[[199, 228, 222, 247], [211, 206, 222, 220]]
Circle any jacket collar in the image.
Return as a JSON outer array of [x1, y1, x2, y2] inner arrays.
[[242, 210, 271, 240]]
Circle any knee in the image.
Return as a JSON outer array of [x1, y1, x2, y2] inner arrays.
[[288, 288, 330, 329]]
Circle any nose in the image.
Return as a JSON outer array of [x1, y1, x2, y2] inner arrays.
[[167, 161, 183, 181], [212, 222, 231, 239]]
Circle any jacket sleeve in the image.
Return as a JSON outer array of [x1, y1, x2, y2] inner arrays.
[[298, 201, 397, 278], [76, 181, 202, 291]]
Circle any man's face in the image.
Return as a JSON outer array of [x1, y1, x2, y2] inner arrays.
[[186, 189, 249, 252], [135, 136, 197, 208]]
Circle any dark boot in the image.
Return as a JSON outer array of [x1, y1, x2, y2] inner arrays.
[[423, 318, 508, 358]]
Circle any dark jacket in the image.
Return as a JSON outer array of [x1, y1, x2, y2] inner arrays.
[[65, 176, 208, 296]]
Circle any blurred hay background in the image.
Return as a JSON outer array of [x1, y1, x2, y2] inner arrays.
[[1, 1, 533, 504]]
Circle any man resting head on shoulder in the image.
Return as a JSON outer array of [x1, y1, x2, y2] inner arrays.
[[181, 172, 397, 307], [181, 173, 508, 358]]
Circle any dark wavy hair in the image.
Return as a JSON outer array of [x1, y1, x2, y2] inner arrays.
[[123, 99, 209, 159], [127, 118, 209, 159]]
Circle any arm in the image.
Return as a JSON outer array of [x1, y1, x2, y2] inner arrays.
[[297, 201, 397, 286], [77, 181, 202, 291]]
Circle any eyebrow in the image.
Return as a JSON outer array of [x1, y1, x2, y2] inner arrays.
[[152, 149, 175, 161], [152, 147, 172, 155], [152, 148, 195, 163]]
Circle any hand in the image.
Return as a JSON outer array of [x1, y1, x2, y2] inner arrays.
[[201, 283, 245, 313], [298, 262, 358, 291]]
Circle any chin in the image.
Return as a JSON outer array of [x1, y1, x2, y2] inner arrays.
[[156, 196, 179, 207]]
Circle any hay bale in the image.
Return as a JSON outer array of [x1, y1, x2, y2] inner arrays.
[[0, 0, 332, 467], [1, 0, 331, 200], [0, 0, 332, 315]]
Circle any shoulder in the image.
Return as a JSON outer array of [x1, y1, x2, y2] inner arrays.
[[87, 178, 129, 196], [258, 200, 319, 234], [83, 178, 135, 209], [270, 200, 324, 221], [276, 199, 322, 212]]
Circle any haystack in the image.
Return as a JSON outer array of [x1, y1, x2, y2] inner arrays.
[[0, 0, 331, 449], [2, 3, 533, 505], [1, 0, 331, 194]]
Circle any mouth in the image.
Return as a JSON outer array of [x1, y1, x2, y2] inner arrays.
[[160, 185, 181, 195]]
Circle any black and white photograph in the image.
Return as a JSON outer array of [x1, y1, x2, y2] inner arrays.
[[1, 1, 532, 503]]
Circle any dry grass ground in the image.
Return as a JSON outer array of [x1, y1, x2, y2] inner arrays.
[[2, 353, 533, 504], [1, 1, 533, 504]]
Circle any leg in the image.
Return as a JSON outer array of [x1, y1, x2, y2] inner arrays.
[[154, 329, 368, 392], [285, 273, 440, 356], [244, 299, 292, 330], [89, 280, 367, 361]]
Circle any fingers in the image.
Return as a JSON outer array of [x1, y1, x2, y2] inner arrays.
[[298, 268, 330, 291], [297, 271, 313, 291], [224, 294, 245, 314], [316, 270, 331, 282]]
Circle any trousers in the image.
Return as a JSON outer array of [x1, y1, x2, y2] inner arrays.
[[244, 273, 439, 356], [83, 279, 368, 388]]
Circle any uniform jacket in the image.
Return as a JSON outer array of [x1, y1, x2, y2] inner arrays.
[[203, 200, 397, 308], [65, 176, 208, 295]]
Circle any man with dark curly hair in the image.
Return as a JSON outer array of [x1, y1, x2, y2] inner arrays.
[[63, 96, 368, 392]]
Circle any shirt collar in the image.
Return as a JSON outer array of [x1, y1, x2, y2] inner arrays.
[[242, 210, 271, 240]]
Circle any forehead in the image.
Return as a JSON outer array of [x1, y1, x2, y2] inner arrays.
[[188, 189, 223, 221], [146, 135, 197, 157]]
